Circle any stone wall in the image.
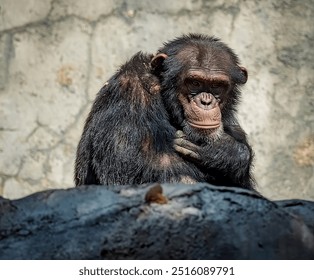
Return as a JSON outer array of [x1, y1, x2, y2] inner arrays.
[[0, 0, 313, 200]]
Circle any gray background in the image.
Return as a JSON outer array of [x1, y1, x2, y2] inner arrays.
[[0, 0, 313, 200]]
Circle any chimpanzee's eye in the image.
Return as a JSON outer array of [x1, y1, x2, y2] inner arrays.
[[210, 81, 229, 95], [211, 83, 220, 88], [186, 79, 203, 92], [191, 80, 201, 87]]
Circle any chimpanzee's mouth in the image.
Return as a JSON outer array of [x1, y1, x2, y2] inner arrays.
[[186, 101, 221, 129]]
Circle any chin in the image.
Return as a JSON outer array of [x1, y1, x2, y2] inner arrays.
[[182, 122, 224, 143]]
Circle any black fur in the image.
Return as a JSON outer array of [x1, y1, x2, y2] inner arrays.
[[75, 34, 255, 189]]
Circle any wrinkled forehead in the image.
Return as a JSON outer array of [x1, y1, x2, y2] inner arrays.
[[176, 45, 235, 71]]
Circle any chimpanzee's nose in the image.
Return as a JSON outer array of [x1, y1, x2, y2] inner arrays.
[[200, 92, 212, 105]]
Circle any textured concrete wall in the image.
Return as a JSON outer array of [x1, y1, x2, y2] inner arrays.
[[0, 0, 313, 200]]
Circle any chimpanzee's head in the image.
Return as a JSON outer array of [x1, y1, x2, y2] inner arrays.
[[151, 34, 247, 137]]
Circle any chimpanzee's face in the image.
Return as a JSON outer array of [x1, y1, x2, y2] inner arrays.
[[174, 46, 247, 130]]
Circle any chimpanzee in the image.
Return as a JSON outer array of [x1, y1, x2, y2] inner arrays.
[[75, 34, 255, 189]]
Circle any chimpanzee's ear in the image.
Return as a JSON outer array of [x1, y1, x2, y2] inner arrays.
[[237, 66, 248, 84], [151, 53, 168, 74]]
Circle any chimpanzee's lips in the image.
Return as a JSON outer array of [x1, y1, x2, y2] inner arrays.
[[189, 121, 220, 129], [186, 101, 221, 129]]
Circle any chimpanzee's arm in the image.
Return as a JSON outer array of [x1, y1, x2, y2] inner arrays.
[[174, 127, 254, 189]]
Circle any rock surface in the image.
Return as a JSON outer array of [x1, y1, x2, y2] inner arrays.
[[1, 183, 314, 260]]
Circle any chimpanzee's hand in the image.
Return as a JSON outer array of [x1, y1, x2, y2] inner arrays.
[[173, 130, 201, 162]]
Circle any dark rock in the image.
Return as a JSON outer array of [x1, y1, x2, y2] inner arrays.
[[0, 183, 313, 260], [275, 199, 314, 233]]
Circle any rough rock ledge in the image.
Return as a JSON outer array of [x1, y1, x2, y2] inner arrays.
[[0, 183, 314, 260]]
